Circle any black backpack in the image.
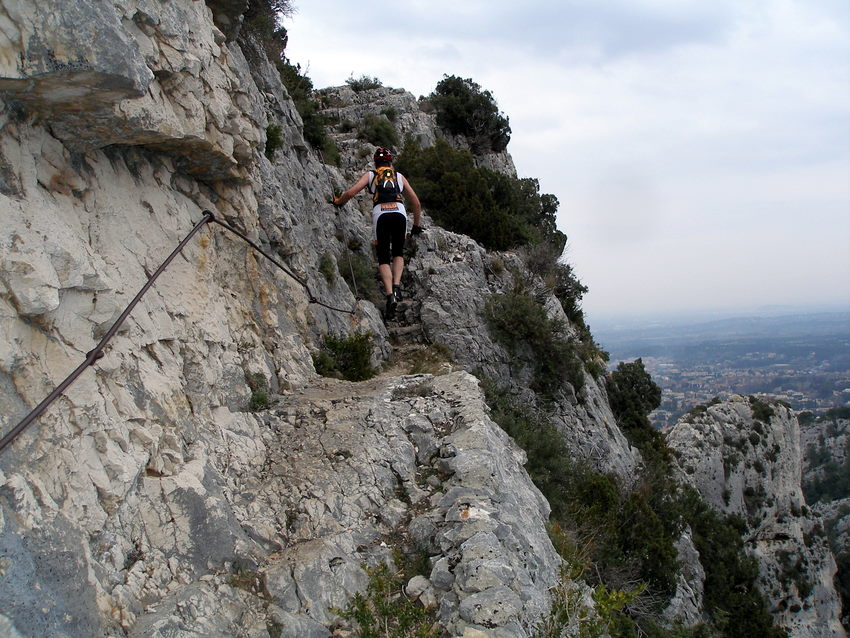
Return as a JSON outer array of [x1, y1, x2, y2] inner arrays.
[[369, 166, 403, 205]]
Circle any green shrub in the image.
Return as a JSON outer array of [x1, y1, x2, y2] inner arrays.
[[380, 107, 398, 122], [246, 372, 271, 411], [334, 562, 439, 637], [319, 253, 336, 285], [313, 332, 376, 382], [340, 248, 383, 306], [320, 137, 341, 167], [278, 60, 339, 163], [429, 75, 511, 152], [265, 124, 283, 159], [484, 289, 583, 396], [346, 74, 383, 91], [723, 452, 741, 479], [607, 359, 670, 472], [803, 451, 850, 503], [359, 114, 398, 148], [749, 396, 775, 423], [798, 411, 816, 425], [249, 390, 270, 411], [243, 0, 291, 61], [396, 139, 565, 252]]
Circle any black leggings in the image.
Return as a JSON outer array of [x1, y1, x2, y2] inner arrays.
[[375, 212, 406, 265]]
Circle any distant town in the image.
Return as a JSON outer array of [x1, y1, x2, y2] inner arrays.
[[594, 311, 850, 430]]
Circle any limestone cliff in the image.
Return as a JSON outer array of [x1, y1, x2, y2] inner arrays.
[[0, 1, 589, 636], [801, 412, 850, 628], [667, 396, 846, 637], [1, 1, 844, 637]]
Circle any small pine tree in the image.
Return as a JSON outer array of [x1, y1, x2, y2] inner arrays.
[[429, 75, 511, 152]]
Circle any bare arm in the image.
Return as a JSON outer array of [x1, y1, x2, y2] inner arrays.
[[335, 172, 371, 205], [402, 181, 422, 227]]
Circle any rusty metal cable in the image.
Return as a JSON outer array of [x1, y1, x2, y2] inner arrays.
[[209, 216, 356, 315], [0, 209, 355, 455], [0, 212, 214, 454]]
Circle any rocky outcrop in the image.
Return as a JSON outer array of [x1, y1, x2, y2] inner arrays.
[[3, 1, 843, 636], [0, 1, 565, 636], [254, 371, 561, 638], [398, 226, 635, 478], [317, 84, 518, 178], [801, 413, 850, 628], [0, 0, 263, 180], [667, 396, 846, 637], [0, 369, 561, 637]]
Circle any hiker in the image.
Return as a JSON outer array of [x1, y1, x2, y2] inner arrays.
[[332, 147, 423, 318]]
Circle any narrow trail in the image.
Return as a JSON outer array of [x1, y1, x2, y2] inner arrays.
[[381, 281, 444, 377]]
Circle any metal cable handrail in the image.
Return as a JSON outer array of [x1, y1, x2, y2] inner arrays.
[[210, 216, 356, 315], [0, 210, 356, 454]]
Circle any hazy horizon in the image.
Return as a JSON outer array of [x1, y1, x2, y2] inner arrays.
[[586, 301, 850, 331]]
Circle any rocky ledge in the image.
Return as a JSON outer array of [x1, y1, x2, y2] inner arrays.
[[0, 370, 561, 637]]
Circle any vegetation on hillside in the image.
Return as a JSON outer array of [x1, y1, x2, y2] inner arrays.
[[484, 287, 584, 397], [242, 0, 340, 165], [801, 414, 850, 623], [608, 359, 671, 473], [396, 139, 564, 252], [480, 358, 787, 637], [243, 0, 291, 60], [804, 437, 850, 504], [333, 561, 439, 637], [427, 75, 511, 152], [312, 332, 376, 382], [358, 113, 398, 149], [278, 61, 341, 165], [232, 24, 790, 632], [346, 74, 383, 92]]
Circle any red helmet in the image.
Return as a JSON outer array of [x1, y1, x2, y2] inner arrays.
[[373, 147, 394, 165]]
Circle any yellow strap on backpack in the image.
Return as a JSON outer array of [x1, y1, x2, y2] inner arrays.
[[370, 167, 403, 205]]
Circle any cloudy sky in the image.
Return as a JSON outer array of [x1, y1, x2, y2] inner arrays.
[[283, 0, 850, 322]]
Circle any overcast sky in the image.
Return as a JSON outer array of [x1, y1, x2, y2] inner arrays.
[[283, 0, 850, 322]]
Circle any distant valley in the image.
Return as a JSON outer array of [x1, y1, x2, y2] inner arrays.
[[594, 311, 850, 429]]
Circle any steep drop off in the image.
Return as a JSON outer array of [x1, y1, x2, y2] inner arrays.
[[668, 396, 845, 636]]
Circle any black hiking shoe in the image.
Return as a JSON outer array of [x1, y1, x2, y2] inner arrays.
[[385, 293, 398, 319], [393, 284, 402, 302]]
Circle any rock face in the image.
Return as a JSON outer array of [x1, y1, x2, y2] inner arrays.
[[0, 369, 559, 637], [0, 0, 263, 180], [801, 413, 850, 629], [667, 396, 847, 637], [0, 2, 564, 636], [1, 1, 844, 637]]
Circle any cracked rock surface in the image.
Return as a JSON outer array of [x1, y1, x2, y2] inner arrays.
[[1, 370, 559, 637]]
